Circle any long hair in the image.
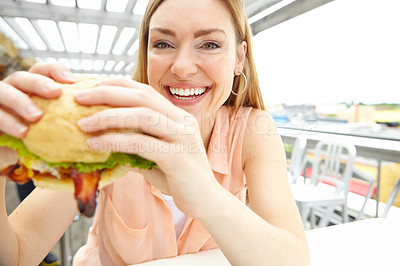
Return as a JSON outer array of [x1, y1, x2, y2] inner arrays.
[[132, 0, 265, 111]]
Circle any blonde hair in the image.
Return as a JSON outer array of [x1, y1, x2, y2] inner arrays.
[[132, 0, 265, 111]]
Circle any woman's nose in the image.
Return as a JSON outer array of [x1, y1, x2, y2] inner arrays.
[[170, 47, 198, 79]]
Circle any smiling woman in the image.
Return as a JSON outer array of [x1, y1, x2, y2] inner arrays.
[[0, 0, 309, 266]]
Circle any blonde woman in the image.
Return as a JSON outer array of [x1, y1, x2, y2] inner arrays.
[[0, 0, 309, 265]]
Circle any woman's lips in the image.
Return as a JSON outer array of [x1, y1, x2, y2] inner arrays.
[[164, 85, 211, 106]]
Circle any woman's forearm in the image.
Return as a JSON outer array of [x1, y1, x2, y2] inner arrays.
[[197, 185, 310, 266], [1, 176, 78, 265], [0, 177, 19, 266]]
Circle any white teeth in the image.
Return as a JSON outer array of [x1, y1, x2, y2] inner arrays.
[[169, 87, 207, 97]]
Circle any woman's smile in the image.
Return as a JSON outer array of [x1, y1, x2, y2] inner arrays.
[[163, 84, 212, 106]]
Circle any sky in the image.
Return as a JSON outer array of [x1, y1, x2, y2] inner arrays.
[[252, 0, 400, 106]]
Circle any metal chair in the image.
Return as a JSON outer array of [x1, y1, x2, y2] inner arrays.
[[346, 167, 375, 221], [60, 213, 93, 266], [382, 176, 400, 218], [290, 140, 357, 229], [287, 136, 307, 184], [60, 214, 80, 266]]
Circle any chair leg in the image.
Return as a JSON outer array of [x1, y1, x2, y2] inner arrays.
[[60, 227, 72, 266], [341, 204, 349, 223], [318, 206, 335, 227], [298, 203, 311, 229], [382, 177, 400, 218], [309, 208, 317, 229]]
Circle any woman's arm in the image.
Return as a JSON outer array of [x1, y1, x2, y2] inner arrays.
[[74, 79, 309, 265], [1, 176, 78, 266], [195, 109, 310, 266], [0, 63, 78, 265], [0, 176, 19, 266]]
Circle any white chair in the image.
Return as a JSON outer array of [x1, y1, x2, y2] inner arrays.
[[290, 140, 357, 229], [287, 136, 307, 184], [346, 167, 375, 221], [382, 176, 400, 218], [347, 173, 400, 220]]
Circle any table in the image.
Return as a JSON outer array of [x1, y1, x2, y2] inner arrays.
[[135, 249, 230, 266], [278, 127, 400, 217], [135, 218, 400, 266], [306, 218, 400, 266]]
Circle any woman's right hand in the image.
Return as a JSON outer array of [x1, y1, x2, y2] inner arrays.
[[0, 62, 75, 138]]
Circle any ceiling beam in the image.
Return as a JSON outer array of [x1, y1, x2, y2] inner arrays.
[[73, 69, 129, 76], [122, 32, 139, 55], [125, 0, 138, 14], [30, 20, 53, 51], [101, 0, 107, 11], [0, 1, 143, 27], [3, 17, 36, 50], [246, 0, 283, 18], [250, 0, 334, 35], [109, 27, 124, 55], [19, 49, 136, 63]]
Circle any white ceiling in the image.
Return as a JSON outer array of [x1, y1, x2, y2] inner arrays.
[[0, 0, 332, 77]]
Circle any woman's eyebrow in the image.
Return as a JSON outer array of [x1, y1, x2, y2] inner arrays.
[[150, 27, 176, 37], [194, 28, 226, 38], [149, 27, 226, 38]]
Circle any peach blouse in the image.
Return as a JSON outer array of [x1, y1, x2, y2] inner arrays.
[[73, 106, 253, 265]]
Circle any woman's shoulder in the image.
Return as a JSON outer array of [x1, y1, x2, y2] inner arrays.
[[242, 108, 281, 164], [245, 108, 277, 136], [219, 106, 277, 137]]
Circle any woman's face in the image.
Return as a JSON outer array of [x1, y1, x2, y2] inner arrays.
[[147, 0, 246, 117]]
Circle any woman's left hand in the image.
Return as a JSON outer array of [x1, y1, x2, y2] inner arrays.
[[75, 78, 218, 218]]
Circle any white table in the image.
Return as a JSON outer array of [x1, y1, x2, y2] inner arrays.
[[306, 218, 400, 266], [135, 218, 400, 266], [135, 249, 230, 266]]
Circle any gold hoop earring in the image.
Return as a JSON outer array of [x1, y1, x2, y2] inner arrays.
[[232, 72, 248, 96]]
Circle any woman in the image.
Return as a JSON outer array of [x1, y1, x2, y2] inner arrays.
[[0, 0, 310, 265]]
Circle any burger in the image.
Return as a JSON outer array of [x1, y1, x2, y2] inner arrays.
[[0, 75, 155, 217]]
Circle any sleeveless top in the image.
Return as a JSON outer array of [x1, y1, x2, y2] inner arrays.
[[161, 193, 187, 239], [73, 106, 253, 265]]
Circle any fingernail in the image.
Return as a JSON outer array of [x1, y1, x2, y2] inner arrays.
[[61, 71, 75, 82], [86, 137, 99, 150], [96, 79, 110, 85], [77, 117, 88, 129], [14, 123, 28, 135], [45, 82, 62, 91], [73, 90, 89, 100], [25, 105, 43, 118]]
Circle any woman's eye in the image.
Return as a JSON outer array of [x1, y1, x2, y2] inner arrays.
[[202, 42, 220, 49], [153, 42, 172, 49]]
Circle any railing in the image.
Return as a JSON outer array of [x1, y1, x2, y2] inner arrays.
[[279, 126, 400, 218]]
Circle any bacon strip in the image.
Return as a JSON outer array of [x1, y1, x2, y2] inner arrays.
[[0, 163, 31, 184], [70, 168, 101, 217], [2, 162, 100, 217]]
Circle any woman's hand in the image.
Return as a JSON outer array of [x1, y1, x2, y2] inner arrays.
[[75, 78, 219, 218], [0, 63, 74, 174], [0, 63, 74, 138]]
